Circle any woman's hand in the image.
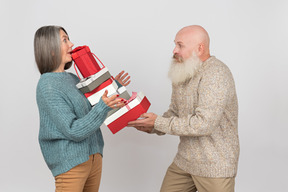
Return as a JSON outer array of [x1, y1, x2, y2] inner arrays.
[[115, 71, 131, 86], [102, 90, 125, 109]]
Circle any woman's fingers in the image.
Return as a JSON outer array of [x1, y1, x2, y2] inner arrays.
[[115, 71, 131, 86], [108, 98, 125, 108], [115, 71, 124, 80], [122, 76, 131, 86], [120, 72, 128, 80], [110, 99, 125, 108], [103, 90, 108, 98], [102, 91, 126, 108]]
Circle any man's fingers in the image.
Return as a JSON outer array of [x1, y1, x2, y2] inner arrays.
[[134, 126, 152, 133], [127, 119, 147, 127], [140, 113, 153, 118]]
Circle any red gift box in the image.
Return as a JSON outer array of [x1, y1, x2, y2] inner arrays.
[[104, 92, 151, 134], [72, 46, 104, 78]]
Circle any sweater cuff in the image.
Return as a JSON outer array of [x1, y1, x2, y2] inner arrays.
[[154, 116, 170, 134], [93, 98, 112, 115], [115, 80, 123, 88]]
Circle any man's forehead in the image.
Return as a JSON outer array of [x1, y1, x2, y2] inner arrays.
[[174, 37, 183, 42], [174, 33, 189, 44]]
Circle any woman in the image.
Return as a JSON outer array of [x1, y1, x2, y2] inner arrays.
[[34, 25, 130, 192]]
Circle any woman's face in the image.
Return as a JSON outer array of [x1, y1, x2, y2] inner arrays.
[[60, 29, 74, 67]]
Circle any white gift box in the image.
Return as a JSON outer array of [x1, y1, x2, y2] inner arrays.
[[85, 79, 118, 106]]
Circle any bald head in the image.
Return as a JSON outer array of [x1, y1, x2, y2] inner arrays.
[[178, 25, 210, 48], [173, 25, 210, 61]]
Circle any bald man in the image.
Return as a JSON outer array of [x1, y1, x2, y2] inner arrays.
[[128, 25, 239, 192]]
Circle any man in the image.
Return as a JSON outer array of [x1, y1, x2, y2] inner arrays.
[[128, 25, 239, 192]]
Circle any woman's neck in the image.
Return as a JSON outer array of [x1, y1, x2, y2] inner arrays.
[[53, 63, 65, 73]]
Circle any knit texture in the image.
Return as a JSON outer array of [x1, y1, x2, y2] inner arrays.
[[154, 56, 239, 178], [36, 72, 111, 176]]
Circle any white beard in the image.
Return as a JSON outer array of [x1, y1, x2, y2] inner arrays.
[[168, 53, 203, 84]]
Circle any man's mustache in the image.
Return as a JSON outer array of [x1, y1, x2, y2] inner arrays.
[[173, 54, 183, 63]]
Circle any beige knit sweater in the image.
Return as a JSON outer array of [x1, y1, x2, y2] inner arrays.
[[154, 56, 239, 178]]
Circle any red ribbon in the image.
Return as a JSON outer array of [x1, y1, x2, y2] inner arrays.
[[121, 92, 138, 110]]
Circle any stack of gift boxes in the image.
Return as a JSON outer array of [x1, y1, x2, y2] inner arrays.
[[71, 46, 150, 134]]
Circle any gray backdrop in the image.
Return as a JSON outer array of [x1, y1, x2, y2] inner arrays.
[[1, 0, 287, 191]]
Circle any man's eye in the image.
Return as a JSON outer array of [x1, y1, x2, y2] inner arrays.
[[63, 39, 67, 43]]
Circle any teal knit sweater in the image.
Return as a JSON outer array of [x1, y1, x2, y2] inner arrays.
[[36, 72, 111, 177]]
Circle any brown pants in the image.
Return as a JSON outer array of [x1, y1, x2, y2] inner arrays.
[[55, 153, 102, 192], [160, 162, 235, 192]]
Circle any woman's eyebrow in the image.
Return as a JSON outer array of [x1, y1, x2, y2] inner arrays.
[[61, 34, 69, 39]]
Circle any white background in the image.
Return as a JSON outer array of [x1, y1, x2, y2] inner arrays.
[[1, 0, 287, 191]]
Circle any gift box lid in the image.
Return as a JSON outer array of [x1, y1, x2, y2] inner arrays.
[[71, 46, 91, 59], [76, 69, 112, 94], [76, 67, 109, 88], [104, 91, 146, 125]]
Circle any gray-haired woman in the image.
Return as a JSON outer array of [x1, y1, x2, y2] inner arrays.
[[34, 25, 130, 192]]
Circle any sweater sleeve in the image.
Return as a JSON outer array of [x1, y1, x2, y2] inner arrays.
[[162, 85, 178, 118], [114, 80, 123, 88], [37, 85, 111, 142], [154, 64, 234, 136], [151, 86, 178, 135]]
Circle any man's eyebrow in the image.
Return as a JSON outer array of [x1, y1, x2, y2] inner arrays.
[[175, 40, 183, 44]]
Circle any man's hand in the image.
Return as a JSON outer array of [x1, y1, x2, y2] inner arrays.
[[115, 71, 131, 86], [127, 113, 157, 133]]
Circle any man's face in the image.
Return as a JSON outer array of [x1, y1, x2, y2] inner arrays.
[[168, 51, 202, 84], [173, 31, 197, 63]]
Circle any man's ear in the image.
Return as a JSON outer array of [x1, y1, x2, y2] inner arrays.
[[197, 43, 205, 56]]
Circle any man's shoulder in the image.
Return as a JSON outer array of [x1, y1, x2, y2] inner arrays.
[[203, 56, 232, 75], [205, 56, 228, 68]]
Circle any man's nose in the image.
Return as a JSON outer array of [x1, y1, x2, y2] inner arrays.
[[173, 47, 178, 54]]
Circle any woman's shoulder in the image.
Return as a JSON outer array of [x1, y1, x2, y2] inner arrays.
[[38, 72, 78, 83], [37, 72, 80, 95], [67, 72, 80, 83], [37, 72, 68, 92]]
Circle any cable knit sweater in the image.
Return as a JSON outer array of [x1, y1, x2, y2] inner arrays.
[[36, 72, 111, 177], [154, 56, 239, 178]]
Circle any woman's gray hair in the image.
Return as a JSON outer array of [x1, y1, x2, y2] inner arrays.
[[34, 25, 71, 74]]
